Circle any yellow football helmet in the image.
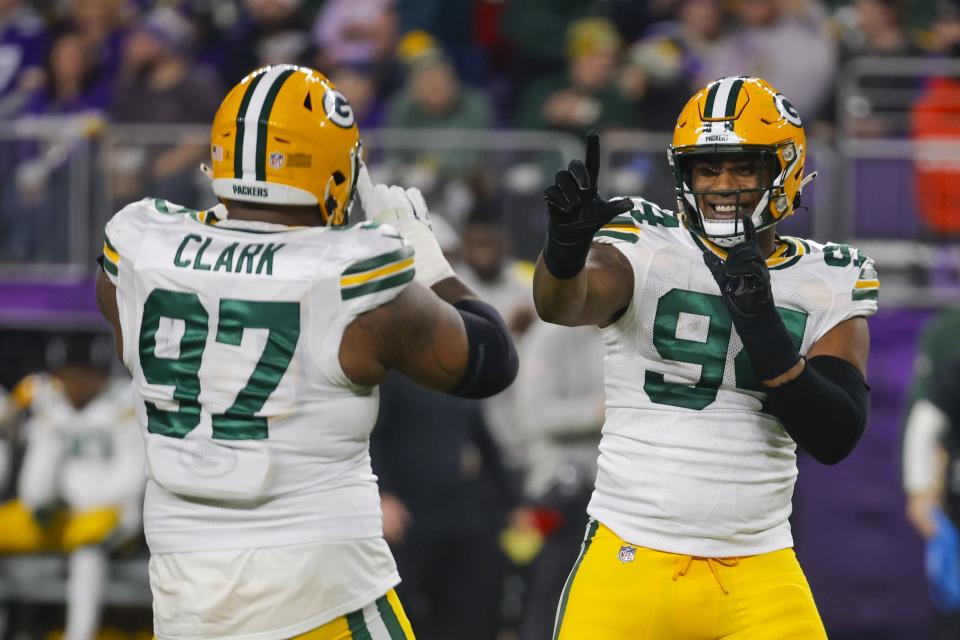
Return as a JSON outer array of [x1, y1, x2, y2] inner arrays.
[[210, 65, 361, 226], [669, 76, 815, 246]]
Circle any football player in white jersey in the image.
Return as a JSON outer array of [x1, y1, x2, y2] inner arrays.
[[0, 333, 145, 640], [94, 65, 518, 640], [534, 77, 877, 639]]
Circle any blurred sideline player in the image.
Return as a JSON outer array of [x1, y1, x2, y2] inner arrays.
[[94, 65, 518, 640], [902, 310, 960, 636], [534, 77, 877, 638], [0, 333, 145, 640]]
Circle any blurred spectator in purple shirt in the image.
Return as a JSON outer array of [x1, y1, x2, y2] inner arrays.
[[23, 30, 112, 116], [312, 0, 397, 70], [621, 0, 727, 131], [328, 64, 388, 129], [60, 0, 132, 82], [3, 31, 108, 263], [0, 0, 49, 118], [220, 0, 315, 85], [109, 6, 222, 208], [698, 0, 837, 122]]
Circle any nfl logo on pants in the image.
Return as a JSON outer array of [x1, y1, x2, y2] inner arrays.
[[618, 545, 636, 564]]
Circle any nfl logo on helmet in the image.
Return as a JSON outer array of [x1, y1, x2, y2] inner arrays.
[[269, 152, 285, 169]]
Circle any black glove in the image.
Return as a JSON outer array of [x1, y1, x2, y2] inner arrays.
[[703, 216, 801, 382], [542, 131, 634, 279]]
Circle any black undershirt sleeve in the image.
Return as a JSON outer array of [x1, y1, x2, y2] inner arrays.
[[768, 355, 870, 465]]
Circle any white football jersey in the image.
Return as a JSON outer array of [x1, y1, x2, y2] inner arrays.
[[588, 199, 879, 557], [14, 373, 143, 514], [102, 198, 415, 555]]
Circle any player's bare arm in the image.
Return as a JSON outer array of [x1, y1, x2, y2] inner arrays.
[[351, 166, 519, 398], [532, 131, 634, 327], [806, 315, 870, 378], [95, 270, 123, 361], [533, 243, 633, 327], [340, 279, 471, 390]]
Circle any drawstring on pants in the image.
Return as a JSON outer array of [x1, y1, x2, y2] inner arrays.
[[671, 555, 740, 594]]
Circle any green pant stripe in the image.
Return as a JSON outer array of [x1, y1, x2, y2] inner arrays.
[[346, 608, 373, 640], [552, 519, 599, 640], [340, 268, 414, 301], [376, 595, 406, 639]]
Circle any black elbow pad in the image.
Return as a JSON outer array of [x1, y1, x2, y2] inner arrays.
[[448, 299, 519, 399]]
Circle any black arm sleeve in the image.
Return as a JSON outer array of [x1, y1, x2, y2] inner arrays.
[[768, 355, 870, 465], [448, 298, 519, 399]]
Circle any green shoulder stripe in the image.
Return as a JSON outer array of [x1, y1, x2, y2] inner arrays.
[[343, 246, 414, 276], [102, 258, 118, 277], [608, 214, 635, 226], [154, 198, 197, 216], [853, 289, 879, 302], [595, 230, 639, 244], [341, 269, 415, 301]]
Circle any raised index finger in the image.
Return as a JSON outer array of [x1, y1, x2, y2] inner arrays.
[[741, 214, 757, 242], [585, 130, 600, 190]]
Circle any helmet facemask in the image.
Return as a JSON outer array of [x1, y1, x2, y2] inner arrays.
[[671, 145, 794, 247], [322, 140, 363, 227]]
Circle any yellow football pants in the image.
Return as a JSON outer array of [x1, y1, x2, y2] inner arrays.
[[151, 589, 414, 640], [554, 521, 827, 640], [292, 589, 415, 640], [0, 500, 119, 553]]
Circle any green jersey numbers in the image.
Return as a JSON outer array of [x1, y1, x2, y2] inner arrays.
[[823, 243, 866, 268], [644, 290, 731, 410], [139, 288, 300, 440], [140, 290, 208, 438], [643, 288, 807, 410], [213, 300, 298, 439]]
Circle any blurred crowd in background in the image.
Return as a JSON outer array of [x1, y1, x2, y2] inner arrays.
[[2, 0, 960, 639], [2, 0, 960, 257]]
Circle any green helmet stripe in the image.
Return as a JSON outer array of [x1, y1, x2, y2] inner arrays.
[[724, 77, 745, 118], [234, 72, 266, 179], [255, 68, 296, 181], [703, 82, 720, 118]]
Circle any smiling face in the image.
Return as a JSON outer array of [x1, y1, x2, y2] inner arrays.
[[689, 155, 766, 222]]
